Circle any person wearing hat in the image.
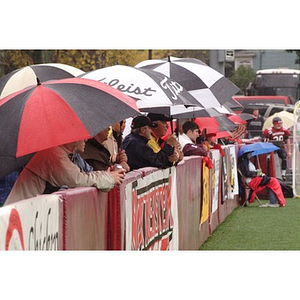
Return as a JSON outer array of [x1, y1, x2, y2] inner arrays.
[[238, 150, 286, 207], [147, 113, 183, 164], [263, 116, 291, 180], [121, 115, 178, 170]]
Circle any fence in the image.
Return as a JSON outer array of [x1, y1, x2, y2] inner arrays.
[[0, 144, 247, 250]]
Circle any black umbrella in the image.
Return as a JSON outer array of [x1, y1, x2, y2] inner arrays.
[[135, 56, 240, 108], [0, 77, 140, 178]]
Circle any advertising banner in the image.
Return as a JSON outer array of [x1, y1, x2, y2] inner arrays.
[[0, 195, 60, 250], [211, 150, 220, 213], [229, 145, 239, 199], [125, 167, 178, 250], [200, 163, 210, 224]]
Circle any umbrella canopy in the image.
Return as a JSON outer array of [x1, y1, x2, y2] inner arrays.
[[262, 110, 294, 130], [168, 105, 233, 119], [194, 116, 236, 133], [0, 77, 140, 178], [228, 113, 255, 124], [238, 142, 279, 158], [79, 65, 201, 112], [135, 56, 240, 108], [0, 63, 84, 99]]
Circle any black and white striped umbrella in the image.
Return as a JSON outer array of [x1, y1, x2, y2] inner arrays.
[[135, 56, 240, 109], [79, 65, 201, 113], [0, 63, 84, 99]]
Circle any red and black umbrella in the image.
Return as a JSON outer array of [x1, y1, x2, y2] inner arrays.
[[0, 63, 84, 99], [0, 77, 140, 178]]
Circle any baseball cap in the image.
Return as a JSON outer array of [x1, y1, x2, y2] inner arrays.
[[273, 116, 283, 123], [147, 113, 172, 122], [131, 115, 158, 129]]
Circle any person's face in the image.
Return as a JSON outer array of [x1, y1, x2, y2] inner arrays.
[[188, 128, 199, 143], [152, 120, 169, 138], [273, 122, 282, 130], [140, 126, 152, 140], [253, 109, 259, 117], [112, 120, 126, 135]]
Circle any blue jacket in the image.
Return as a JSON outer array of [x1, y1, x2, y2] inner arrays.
[[122, 133, 174, 170]]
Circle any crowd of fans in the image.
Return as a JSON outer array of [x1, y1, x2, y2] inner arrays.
[[0, 110, 292, 208]]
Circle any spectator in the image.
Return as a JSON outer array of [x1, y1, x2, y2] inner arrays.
[[246, 109, 264, 138], [178, 121, 207, 156], [4, 141, 125, 205], [147, 113, 183, 164], [202, 130, 225, 157], [122, 115, 178, 170], [102, 120, 127, 163], [70, 140, 93, 172], [238, 150, 286, 207], [263, 116, 291, 180], [81, 127, 130, 172]]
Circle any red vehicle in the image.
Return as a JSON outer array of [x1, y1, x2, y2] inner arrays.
[[232, 95, 292, 113]]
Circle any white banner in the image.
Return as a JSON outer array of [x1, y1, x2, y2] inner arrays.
[[211, 150, 220, 213], [229, 145, 239, 198], [125, 167, 178, 250], [0, 194, 61, 250]]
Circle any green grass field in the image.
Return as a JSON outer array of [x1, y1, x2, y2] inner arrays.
[[199, 198, 300, 250]]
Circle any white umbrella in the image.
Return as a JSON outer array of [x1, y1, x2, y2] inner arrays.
[[0, 63, 84, 99], [79, 65, 201, 113], [262, 111, 294, 130]]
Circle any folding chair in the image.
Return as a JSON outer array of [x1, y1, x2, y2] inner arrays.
[[237, 168, 263, 206]]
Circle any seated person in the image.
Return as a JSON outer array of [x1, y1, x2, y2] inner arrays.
[[82, 128, 130, 172], [238, 150, 286, 207], [5, 141, 125, 205], [178, 121, 207, 156], [122, 115, 178, 170], [147, 113, 183, 164]]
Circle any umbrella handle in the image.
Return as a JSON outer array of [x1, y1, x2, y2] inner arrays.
[[256, 155, 261, 170]]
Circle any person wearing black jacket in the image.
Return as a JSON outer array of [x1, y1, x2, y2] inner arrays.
[[122, 116, 178, 170]]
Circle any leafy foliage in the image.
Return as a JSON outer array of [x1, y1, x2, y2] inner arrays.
[[286, 50, 300, 65], [0, 49, 209, 76], [229, 65, 255, 95]]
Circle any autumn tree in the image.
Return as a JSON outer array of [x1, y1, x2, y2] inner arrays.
[[0, 49, 209, 77]]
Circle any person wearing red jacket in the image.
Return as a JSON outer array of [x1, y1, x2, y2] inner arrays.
[[263, 116, 291, 180], [238, 151, 286, 207]]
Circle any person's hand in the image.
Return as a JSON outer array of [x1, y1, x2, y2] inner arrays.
[[110, 168, 126, 185], [287, 151, 292, 157], [117, 149, 128, 163], [166, 134, 178, 148], [168, 149, 180, 163], [178, 150, 184, 162], [257, 169, 262, 176]]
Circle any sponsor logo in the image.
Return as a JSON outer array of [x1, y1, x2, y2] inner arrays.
[[131, 176, 174, 250]]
